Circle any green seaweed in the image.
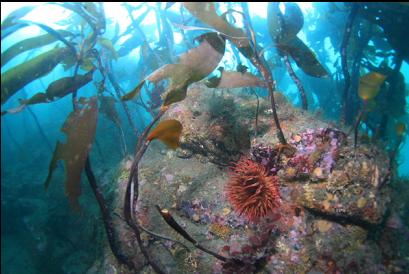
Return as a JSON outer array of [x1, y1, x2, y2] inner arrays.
[[1, 30, 74, 68], [1, 47, 75, 105], [1, 5, 36, 39], [20, 69, 95, 106]]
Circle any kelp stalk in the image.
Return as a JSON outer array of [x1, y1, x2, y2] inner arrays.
[[240, 9, 287, 144], [68, 64, 134, 269], [2, 117, 24, 154], [84, 158, 134, 269], [156, 205, 228, 262], [138, 223, 190, 251], [340, 4, 358, 125], [250, 87, 260, 137], [389, 130, 404, 178], [26, 106, 53, 152], [353, 101, 366, 148], [283, 53, 308, 110], [107, 68, 138, 135], [123, 109, 167, 274], [250, 52, 287, 145], [377, 55, 403, 140]]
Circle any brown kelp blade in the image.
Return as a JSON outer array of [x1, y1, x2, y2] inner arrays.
[[147, 119, 182, 149], [268, 2, 304, 45], [121, 80, 146, 101], [19, 70, 94, 106], [267, 3, 327, 78], [280, 37, 328, 78], [121, 32, 225, 106], [44, 97, 99, 210], [2, 70, 94, 116], [1, 30, 74, 68], [205, 70, 266, 89], [358, 72, 387, 101], [183, 2, 256, 60], [156, 206, 197, 244], [1, 47, 75, 105]]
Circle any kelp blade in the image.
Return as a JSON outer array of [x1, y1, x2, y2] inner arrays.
[[122, 32, 225, 104], [281, 37, 328, 78], [147, 119, 183, 149], [121, 80, 146, 101], [183, 2, 253, 59], [44, 97, 99, 210], [1, 47, 74, 105], [1, 30, 74, 67], [206, 71, 266, 89], [358, 72, 387, 101], [21, 70, 95, 106], [1, 5, 37, 39], [267, 2, 303, 45]]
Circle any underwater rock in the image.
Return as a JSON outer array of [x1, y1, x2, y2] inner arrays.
[[162, 83, 275, 165], [289, 144, 391, 225], [161, 85, 255, 165], [96, 83, 395, 273]]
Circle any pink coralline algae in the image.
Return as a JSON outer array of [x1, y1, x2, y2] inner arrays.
[[288, 128, 346, 178], [251, 128, 346, 180], [251, 144, 283, 175]]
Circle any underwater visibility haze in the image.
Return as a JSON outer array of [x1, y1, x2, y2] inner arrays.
[[2, 2, 409, 273]]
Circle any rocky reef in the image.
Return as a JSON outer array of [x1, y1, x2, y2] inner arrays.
[[89, 84, 407, 274]]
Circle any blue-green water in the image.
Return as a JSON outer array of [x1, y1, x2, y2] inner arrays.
[[1, 3, 408, 273]]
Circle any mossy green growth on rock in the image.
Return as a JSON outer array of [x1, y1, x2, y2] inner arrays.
[[208, 92, 236, 121]]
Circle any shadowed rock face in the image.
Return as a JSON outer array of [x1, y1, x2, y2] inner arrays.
[[94, 84, 400, 273]]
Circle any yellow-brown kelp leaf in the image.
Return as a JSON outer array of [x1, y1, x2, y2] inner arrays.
[[358, 72, 387, 101], [147, 119, 183, 149], [205, 70, 266, 89], [157, 33, 226, 106], [1, 30, 73, 67], [20, 69, 94, 106], [122, 32, 225, 104], [80, 58, 95, 71], [98, 37, 118, 60], [183, 2, 252, 58], [395, 122, 406, 136], [268, 2, 304, 45], [280, 37, 328, 78], [160, 65, 192, 106], [121, 80, 146, 101], [1, 47, 74, 105], [44, 97, 98, 210]]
